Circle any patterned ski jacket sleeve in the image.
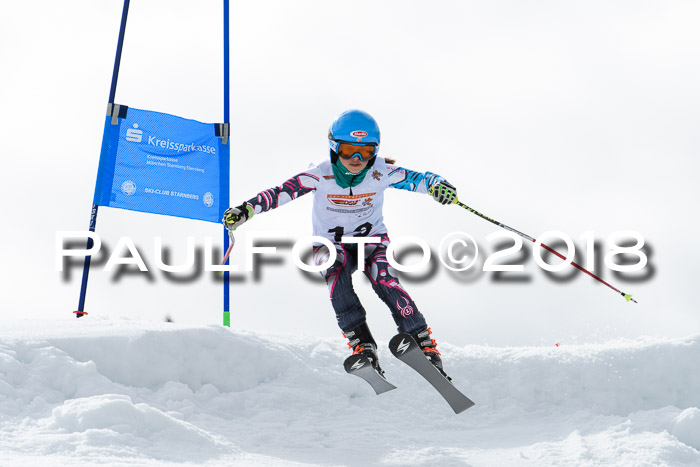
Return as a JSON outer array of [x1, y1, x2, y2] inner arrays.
[[245, 165, 321, 215], [385, 164, 447, 194]]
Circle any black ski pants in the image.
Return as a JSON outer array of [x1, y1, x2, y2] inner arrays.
[[313, 233, 428, 336]]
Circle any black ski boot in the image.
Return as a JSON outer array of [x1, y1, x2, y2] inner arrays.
[[344, 322, 384, 376], [413, 327, 452, 381]]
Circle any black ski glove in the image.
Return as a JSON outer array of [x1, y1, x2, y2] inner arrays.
[[430, 181, 458, 205], [223, 202, 254, 231]]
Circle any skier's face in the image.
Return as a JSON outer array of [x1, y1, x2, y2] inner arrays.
[[339, 154, 369, 173], [337, 142, 375, 173]]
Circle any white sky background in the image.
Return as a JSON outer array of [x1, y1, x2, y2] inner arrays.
[[1, 0, 699, 346]]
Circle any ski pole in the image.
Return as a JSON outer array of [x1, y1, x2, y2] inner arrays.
[[221, 230, 235, 266], [217, 230, 235, 284], [452, 198, 637, 303]]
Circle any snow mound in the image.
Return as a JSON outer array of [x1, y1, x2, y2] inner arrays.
[[47, 394, 227, 461], [47, 326, 302, 392], [672, 407, 700, 450], [50, 393, 218, 442], [444, 336, 700, 416], [1, 318, 699, 466]]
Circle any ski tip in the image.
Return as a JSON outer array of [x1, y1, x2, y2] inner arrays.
[[454, 400, 476, 414]]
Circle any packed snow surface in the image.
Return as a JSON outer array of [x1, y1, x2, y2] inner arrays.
[[1, 318, 699, 466]]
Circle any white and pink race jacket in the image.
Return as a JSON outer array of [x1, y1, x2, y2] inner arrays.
[[245, 157, 447, 242]]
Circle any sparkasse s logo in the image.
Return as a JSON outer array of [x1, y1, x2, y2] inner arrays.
[[126, 124, 143, 143]]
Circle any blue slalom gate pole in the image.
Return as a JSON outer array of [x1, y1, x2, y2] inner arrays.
[[75, 0, 131, 318], [222, 0, 231, 327]]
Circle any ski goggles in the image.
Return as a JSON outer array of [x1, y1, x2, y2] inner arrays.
[[335, 141, 377, 161]]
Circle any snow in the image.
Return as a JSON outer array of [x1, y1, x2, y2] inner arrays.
[[1, 318, 699, 466], [0, 317, 700, 466]]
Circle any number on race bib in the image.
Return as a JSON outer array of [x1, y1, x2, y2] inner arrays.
[[354, 222, 372, 237], [327, 222, 374, 242]]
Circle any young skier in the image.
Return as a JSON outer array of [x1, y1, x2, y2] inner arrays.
[[223, 109, 458, 379]]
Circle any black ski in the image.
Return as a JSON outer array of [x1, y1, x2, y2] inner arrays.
[[389, 333, 475, 414], [344, 354, 397, 395]]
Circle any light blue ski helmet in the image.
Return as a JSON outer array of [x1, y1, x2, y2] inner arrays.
[[328, 110, 380, 162]]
